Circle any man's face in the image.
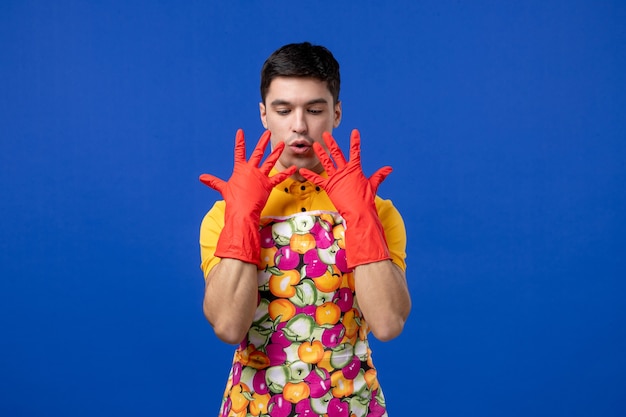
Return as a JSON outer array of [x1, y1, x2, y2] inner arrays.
[[260, 76, 342, 180]]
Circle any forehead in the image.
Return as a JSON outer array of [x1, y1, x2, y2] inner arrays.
[[266, 77, 332, 104]]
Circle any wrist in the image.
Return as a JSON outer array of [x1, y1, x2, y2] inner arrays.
[[342, 209, 391, 269], [215, 211, 262, 266]]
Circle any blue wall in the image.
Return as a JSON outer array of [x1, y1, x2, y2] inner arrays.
[[1, 1, 625, 416]]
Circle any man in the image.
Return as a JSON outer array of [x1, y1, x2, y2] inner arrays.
[[199, 42, 410, 417]]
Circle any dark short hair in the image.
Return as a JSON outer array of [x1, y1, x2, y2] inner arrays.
[[260, 42, 341, 104]]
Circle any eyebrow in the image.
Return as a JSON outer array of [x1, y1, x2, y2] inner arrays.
[[270, 98, 329, 106]]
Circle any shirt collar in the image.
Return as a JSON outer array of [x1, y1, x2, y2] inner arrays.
[[270, 168, 328, 195]]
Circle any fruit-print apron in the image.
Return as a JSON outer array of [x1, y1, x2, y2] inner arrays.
[[219, 211, 388, 417]]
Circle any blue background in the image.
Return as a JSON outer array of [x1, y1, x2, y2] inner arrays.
[[1, 1, 625, 416]]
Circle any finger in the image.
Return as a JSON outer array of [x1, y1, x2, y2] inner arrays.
[[368, 166, 393, 193], [234, 129, 246, 163], [322, 131, 347, 167], [259, 141, 285, 175], [312, 142, 337, 175], [199, 173, 226, 193], [249, 130, 272, 167], [299, 168, 327, 188], [269, 165, 297, 186], [348, 129, 362, 165]]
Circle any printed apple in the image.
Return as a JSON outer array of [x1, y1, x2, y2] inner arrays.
[[269, 269, 300, 298], [332, 223, 346, 249], [312, 269, 342, 294], [294, 398, 315, 416], [327, 397, 350, 417], [257, 268, 272, 289], [368, 390, 387, 417], [248, 349, 270, 370], [310, 221, 334, 249], [321, 322, 345, 348], [298, 340, 324, 364], [283, 381, 311, 404], [231, 362, 243, 385], [269, 322, 290, 347], [238, 344, 256, 367], [282, 314, 315, 342], [315, 302, 341, 326], [364, 369, 379, 391], [265, 342, 287, 366], [283, 340, 300, 363], [252, 369, 269, 395], [304, 367, 331, 398], [317, 350, 334, 373], [265, 365, 291, 393], [303, 249, 327, 278], [219, 396, 231, 417], [260, 225, 275, 248], [252, 299, 270, 325], [260, 246, 278, 275], [333, 287, 354, 313], [268, 299, 296, 323], [290, 214, 315, 233], [310, 326, 324, 343], [310, 391, 333, 415], [317, 242, 339, 264], [271, 221, 294, 246], [354, 339, 369, 361], [268, 393, 293, 417], [341, 355, 361, 380], [249, 391, 271, 416], [349, 396, 370, 417], [240, 365, 256, 390], [330, 370, 354, 398], [288, 360, 312, 381], [290, 232, 316, 255], [330, 343, 354, 369], [248, 325, 272, 349], [315, 287, 337, 305], [275, 246, 300, 270], [318, 213, 334, 227], [229, 382, 251, 413], [351, 369, 368, 396], [289, 278, 318, 307], [335, 248, 352, 273]]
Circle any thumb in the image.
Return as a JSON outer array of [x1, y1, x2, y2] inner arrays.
[[199, 173, 226, 193], [299, 168, 327, 188], [368, 166, 393, 193], [269, 165, 297, 186]]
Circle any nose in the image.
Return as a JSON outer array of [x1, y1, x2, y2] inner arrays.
[[292, 109, 308, 135]]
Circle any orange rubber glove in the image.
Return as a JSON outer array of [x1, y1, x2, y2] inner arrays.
[[300, 129, 392, 269], [199, 129, 296, 266]]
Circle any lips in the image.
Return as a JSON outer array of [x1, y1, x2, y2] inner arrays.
[[288, 139, 313, 155]]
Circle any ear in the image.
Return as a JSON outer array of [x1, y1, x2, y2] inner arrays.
[[333, 101, 342, 128], [259, 102, 268, 129]]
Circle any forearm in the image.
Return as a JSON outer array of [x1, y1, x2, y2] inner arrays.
[[203, 258, 258, 344], [354, 260, 411, 341]]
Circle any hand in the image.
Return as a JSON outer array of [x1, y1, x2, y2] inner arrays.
[[300, 129, 392, 268], [200, 129, 296, 265]]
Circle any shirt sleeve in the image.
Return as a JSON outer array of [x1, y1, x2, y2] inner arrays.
[[199, 197, 407, 280], [199, 200, 226, 281], [375, 197, 408, 272]]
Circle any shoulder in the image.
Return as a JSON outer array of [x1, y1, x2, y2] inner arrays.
[[199, 200, 226, 245], [375, 196, 403, 220]]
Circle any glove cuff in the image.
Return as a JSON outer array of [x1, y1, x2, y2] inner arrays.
[[343, 209, 391, 269], [214, 211, 261, 267]]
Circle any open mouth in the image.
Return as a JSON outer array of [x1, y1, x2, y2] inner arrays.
[[290, 140, 312, 154]]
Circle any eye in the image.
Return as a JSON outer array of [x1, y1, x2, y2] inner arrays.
[[276, 108, 291, 115], [308, 108, 324, 115]]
